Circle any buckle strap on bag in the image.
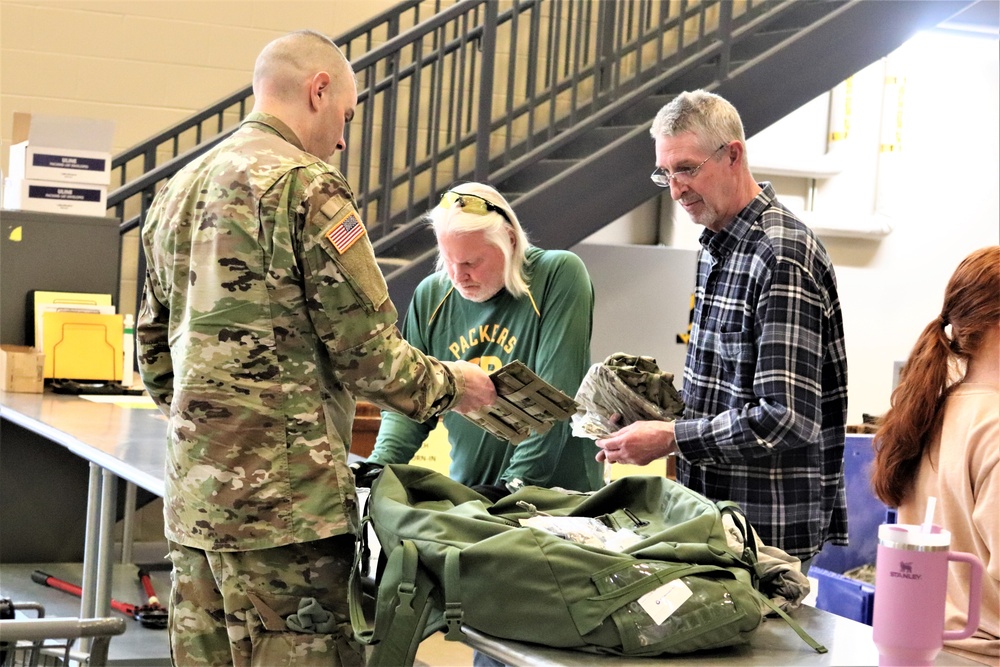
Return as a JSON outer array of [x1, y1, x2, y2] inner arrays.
[[442, 548, 465, 641], [348, 515, 375, 644], [367, 540, 437, 667], [756, 592, 828, 654], [396, 541, 420, 617]]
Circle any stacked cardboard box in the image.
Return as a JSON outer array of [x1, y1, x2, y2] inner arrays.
[[3, 113, 115, 217]]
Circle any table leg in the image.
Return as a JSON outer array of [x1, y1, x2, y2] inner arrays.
[[79, 463, 101, 621], [121, 482, 137, 564], [95, 468, 118, 619]]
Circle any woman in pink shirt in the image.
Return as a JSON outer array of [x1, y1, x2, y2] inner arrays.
[[872, 245, 999, 665]]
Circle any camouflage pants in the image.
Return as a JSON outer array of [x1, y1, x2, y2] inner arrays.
[[167, 535, 364, 667]]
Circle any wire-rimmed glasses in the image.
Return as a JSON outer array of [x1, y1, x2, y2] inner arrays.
[[650, 143, 727, 188]]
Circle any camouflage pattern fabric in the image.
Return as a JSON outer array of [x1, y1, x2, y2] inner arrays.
[[137, 112, 466, 553], [167, 535, 364, 667], [604, 353, 685, 418]]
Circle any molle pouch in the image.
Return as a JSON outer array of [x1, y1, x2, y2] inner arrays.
[[588, 560, 761, 655]]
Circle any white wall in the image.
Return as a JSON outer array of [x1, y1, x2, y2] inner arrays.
[[595, 29, 1000, 426]]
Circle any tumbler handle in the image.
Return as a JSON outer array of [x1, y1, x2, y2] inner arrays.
[[942, 551, 983, 641]]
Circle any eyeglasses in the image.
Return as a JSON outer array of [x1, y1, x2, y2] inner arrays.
[[440, 191, 512, 225], [650, 143, 727, 188]]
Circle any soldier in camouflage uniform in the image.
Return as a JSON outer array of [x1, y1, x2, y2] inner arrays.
[[136, 30, 496, 666]]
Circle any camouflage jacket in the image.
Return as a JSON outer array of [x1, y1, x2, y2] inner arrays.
[[137, 112, 465, 551]]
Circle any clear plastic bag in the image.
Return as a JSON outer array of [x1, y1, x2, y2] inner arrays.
[[572, 354, 684, 440], [519, 515, 643, 552]]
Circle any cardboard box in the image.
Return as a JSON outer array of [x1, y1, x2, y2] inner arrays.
[[9, 112, 115, 185], [3, 178, 108, 217], [0, 345, 45, 393]]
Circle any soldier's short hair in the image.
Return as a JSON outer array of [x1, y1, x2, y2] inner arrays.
[[253, 30, 354, 102]]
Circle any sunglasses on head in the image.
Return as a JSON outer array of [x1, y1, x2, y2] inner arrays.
[[439, 191, 512, 225]]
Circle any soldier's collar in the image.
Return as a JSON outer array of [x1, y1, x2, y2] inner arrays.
[[241, 112, 305, 151]]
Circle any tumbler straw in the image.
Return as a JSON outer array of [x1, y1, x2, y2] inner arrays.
[[922, 496, 937, 533]]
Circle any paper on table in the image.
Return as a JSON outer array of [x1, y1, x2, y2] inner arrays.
[[79, 394, 157, 407]]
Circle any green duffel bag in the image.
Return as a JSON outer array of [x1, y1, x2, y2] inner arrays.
[[349, 464, 824, 666]]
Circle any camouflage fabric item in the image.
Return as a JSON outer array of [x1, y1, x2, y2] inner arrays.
[[604, 353, 685, 418], [137, 112, 466, 552], [168, 535, 364, 667]]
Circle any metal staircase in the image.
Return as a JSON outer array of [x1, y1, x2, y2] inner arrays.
[[107, 0, 978, 313]]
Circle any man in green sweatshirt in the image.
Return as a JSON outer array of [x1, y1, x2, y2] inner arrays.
[[357, 182, 604, 499]]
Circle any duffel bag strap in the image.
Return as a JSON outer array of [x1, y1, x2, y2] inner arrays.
[[755, 592, 828, 654], [366, 540, 437, 667], [442, 547, 465, 641], [348, 515, 376, 645]]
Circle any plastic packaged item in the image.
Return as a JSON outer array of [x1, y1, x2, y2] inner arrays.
[[572, 353, 684, 440]]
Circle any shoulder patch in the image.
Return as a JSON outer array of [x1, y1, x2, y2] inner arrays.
[[324, 204, 367, 254]]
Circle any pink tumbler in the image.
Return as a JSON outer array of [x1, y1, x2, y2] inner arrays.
[[872, 524, 984, 667]]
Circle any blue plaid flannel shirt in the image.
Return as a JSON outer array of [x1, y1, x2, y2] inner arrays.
[[673, 183, 849, 560]]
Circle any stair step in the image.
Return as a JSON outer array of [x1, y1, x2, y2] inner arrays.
[[763, 1, 849, 32], [731, 28, 801, 61], [499, 158, 578, 192], [606, 94, 674, 127], [549, 127, 631, 159], [660, 57, 749, 95]]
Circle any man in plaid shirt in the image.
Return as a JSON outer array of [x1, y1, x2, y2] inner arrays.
[[596, 90, 849, 566]]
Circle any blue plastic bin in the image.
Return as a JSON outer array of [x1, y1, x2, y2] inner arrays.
[[812, 567, 876, 624], [810, 434, 887, 625]]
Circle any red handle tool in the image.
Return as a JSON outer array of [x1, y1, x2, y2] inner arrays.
[[138, 569, 165, 611], [32, 569, 167, 629]]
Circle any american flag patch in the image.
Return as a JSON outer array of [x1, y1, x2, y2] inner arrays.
[[326, 209, 366, 254]]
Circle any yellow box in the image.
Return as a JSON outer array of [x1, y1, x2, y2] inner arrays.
[[42, 312, 123, 381], [0, 345, 45, 393]]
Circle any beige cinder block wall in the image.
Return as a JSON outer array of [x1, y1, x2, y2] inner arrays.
[[0, 0, 422, 319], [0, 0, 423, 546], [0, 1, 417, 166]]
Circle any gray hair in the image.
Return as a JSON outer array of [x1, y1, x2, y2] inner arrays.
[[428, 183, 531, 298], [650, 90, 748, 167]]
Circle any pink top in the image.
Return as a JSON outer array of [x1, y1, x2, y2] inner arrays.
[[898, 383, 999, 664]]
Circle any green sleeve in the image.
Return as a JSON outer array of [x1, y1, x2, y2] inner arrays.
[[500, 252, 594, 486], [368, 410, 435, 465]]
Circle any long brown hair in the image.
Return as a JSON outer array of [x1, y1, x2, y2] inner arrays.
[[871, 245, 1000, 507]]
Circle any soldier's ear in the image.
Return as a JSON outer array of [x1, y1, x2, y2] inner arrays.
[[310, 71, 332, 110]]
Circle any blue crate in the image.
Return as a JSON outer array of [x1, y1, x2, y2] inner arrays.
[[812, 434, 888, 574], [813, 566, 876, 625]]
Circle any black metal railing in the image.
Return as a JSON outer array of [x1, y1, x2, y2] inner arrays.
[[109, 0, 783, 314], [109, 0, 458, 234], [110, 0, 787, 233]]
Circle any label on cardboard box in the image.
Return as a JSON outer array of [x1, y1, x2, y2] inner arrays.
[[32, 152, 109, 173], [3, 178, 107, 216], [28, 183, 104, 203]]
